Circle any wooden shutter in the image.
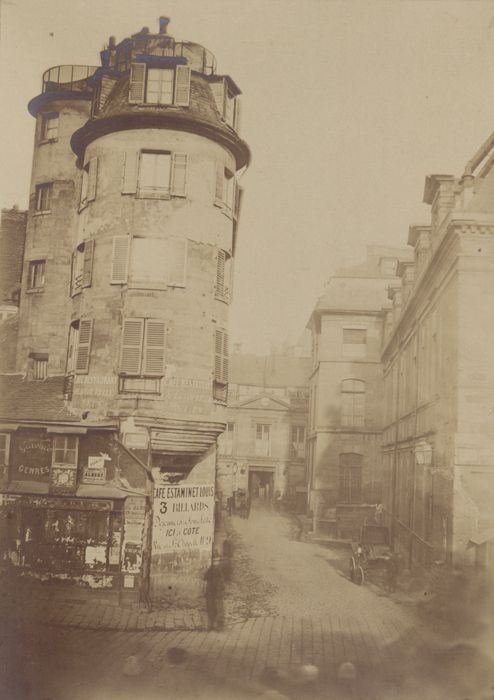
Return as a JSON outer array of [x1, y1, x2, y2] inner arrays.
[[75, 319, 93, 374], [70, 251, 77, 296], [81, 239, 94, 288], [214, 164, 224, 207], [234, 184, 244, 221], [216, 249, 226, 297], [214, 329, 229, 384], [174, 65, 191, 106], [210, 80, 225, 116], [233, 98, 241, 132], [168, 239, 187, 287], [142, 320, 166, 376], [171, 153, 188, 197], [110, 236, 130, 284], [122, 151, 139, 194], [129, 62, 146, 104], [87, 156, 98, 202], [120, 318, 144, 375]]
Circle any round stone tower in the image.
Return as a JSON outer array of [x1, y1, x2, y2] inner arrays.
[[20, 17, 250, 603]]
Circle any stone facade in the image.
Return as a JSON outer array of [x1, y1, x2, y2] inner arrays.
[[216, 351, 311, 513], [306, 246, 411, 538], [383, 163, 494, 572], [0, 17, 249, 605]]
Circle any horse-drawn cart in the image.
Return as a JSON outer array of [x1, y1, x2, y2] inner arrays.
[[349, 523, 394, 587]]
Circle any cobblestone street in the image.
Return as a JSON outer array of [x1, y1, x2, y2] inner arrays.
[[1, 506, 492, 700]]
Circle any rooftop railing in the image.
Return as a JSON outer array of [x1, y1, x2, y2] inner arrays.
[[42, 65, 99, 93]]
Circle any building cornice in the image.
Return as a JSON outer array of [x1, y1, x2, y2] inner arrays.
[[70, 111, 251, 169]]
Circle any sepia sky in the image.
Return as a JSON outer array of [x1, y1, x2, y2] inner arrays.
[[2, 0, 494, 353]]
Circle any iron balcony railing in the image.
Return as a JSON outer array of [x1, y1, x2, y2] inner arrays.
[[42, 65, 99, 93]]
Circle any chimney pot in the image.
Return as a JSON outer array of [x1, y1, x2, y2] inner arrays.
[[159, 16, 170, 34]]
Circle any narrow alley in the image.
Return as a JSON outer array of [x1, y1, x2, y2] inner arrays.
[[2, 504, 492, 700]]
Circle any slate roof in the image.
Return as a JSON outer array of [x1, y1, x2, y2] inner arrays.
[[230, 354, 311, 388], [0, 374, 79, 423]]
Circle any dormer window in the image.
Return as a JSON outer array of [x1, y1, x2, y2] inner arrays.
[[209, 76, 240, 130], [129, 62, 191, 107]]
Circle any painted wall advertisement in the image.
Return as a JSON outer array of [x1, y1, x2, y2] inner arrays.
[[152, 482, 214, 554]]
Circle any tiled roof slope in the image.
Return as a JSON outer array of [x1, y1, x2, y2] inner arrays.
[[0, 374, 79, 423], [230, 354, 311, 389]]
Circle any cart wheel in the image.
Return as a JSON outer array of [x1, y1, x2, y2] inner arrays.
[[349, 557, 356, 582], [354, 565, 365, 586]]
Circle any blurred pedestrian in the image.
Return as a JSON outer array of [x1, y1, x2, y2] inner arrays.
[[386, 551, 399, 593], [204, 555, 225, 630]]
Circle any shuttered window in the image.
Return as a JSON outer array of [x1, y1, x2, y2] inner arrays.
[[120, 318, 165, 377], [143, 320, 166, 376], [80, 157, 98, 209], [123, 151, 188, 199], [129, 62, 146, 103], [174, 65, 191, 106], [74, 319, 93, 374], [214, 166, 239, 219], [111, 236, 130, 284], [81, 239, 95, 288], [130, 237, 186, 288], [168, 239, 187, 287], [71, 240, 94, 295], [214, 329, 229, 401], [122, 151, 139, 194], [215, 249, 232, 302], [171, 153, 188, 197], [128, 63, 191, 107], [41, 112, 59, 141]]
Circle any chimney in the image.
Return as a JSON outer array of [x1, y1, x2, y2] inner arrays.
[[159, 17, 170, 34]]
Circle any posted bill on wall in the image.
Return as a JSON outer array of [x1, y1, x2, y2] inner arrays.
[[152, 483, 215, 554]]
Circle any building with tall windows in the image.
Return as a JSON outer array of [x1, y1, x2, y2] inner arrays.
[[382, 148, 494, 575], [306, 246, 411, 538], [216, 347, 311, 513], [0, 17, 249, 606]]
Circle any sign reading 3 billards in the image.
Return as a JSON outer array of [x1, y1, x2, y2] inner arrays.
[[152, 484, 214, 553]]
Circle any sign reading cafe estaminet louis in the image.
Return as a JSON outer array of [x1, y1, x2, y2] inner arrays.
[[152, 484, 215, 554]]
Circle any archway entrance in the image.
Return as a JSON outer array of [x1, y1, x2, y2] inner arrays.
[[248, 467, 275, 504]]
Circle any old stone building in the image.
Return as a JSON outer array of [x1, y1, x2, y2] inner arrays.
[[306, 246, 411, 538], [0, 17, 249, 605], [216, 348, 311, 514], [0, 208, 27, 372], [382, 144, 494, 574]]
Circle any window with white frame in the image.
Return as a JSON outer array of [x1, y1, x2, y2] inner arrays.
[[28, 260, 45, 290], [121, 150, 187, 199], [291, 425, 306, 458], [119, 319, 165, 394], [213, 328, 229, 402], [40, 112, 59, 142], [0, 433, 10, 466], [341, 379, 365, 428], [219, 422, 235, 456], [128, 62, 191, 106], [52, 436, 78, 467], [71, 240, 94, 295], [215, 249, 232, 301], [342, 327, 367, 358], [339, 453, 363, 503], [66, 319, 93, 375], [34, 183, 52, 213], [255, 423, 271, 457], [110, 236, 187, 288]]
